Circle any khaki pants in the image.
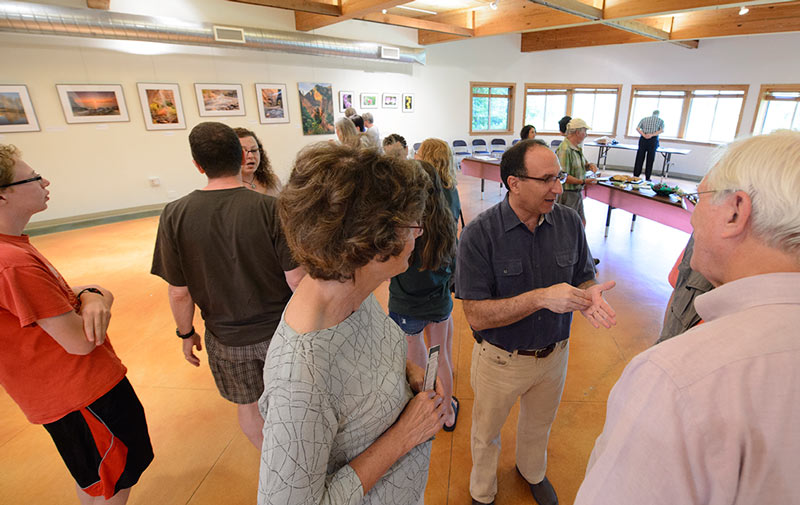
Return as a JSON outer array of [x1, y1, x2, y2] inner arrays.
[[469, 339, 569, 504]]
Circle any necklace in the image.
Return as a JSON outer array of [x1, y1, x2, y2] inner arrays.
[[248, 176, 256, 189]]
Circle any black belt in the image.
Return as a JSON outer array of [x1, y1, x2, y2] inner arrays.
[[473, 332, 558, 359]]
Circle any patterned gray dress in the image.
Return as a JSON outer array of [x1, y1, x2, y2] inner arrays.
[[258, 294, 432, 505]]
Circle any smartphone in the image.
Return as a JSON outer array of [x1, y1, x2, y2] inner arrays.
[[423, 344, 440, 392]]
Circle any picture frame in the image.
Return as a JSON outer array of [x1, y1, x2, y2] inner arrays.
[[382, 93, 400, 109], [0, 85, 40, 133], [194, 83, 245, 117], [360, 92, 379, 109], [56, 84, 129, 124], [136, 83, 186, 131], [255, 83, 290, 124], [402, 93, 416, 113], [298, 82, 335, 135], [339, 90, 354, 112]]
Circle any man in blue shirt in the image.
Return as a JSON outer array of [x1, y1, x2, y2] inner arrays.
[[456, 139, 617, 505]]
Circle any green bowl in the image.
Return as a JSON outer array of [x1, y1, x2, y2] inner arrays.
[[652, 185, 677, 196]]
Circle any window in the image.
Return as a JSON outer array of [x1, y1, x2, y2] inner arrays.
[[523, 84, 621, 135], [470, 82, 515, 134], [627, 85, 748, 144], [752, 85, 800, 135]]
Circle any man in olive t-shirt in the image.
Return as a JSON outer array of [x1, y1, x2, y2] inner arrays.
[[151, 122, 303, 449]]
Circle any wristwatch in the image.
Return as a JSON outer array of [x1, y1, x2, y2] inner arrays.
[[77, 287, 103, 298], [176, 326, 196, 339]]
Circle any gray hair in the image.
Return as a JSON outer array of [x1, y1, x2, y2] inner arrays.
[[344, 107, 356, 118], [705, 129, 800, 257], [362, 112, 373, 125]]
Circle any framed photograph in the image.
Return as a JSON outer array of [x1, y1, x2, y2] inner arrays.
[[382, 93, 400, 109], [360, 92, 379, 109], [56, 84, 129, 124], [0, 85, 40, 133], [136, 83, 186, 130], [194, 83, 245, 117], [402, 93, 416, 113], [298, 82, 334, 135], [255, 83, 290, 124], [339, 91, 354, 113]]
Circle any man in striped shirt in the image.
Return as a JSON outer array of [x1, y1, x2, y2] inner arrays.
[[633, 110, 664, 181]]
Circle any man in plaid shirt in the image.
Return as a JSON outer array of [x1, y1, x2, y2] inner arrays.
[[634, 110, 665, 181]]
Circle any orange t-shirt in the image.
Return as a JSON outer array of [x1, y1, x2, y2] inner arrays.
[[0, 233, 126, 424]]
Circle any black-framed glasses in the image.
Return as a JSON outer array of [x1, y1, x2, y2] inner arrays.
[[0, 175, 43, 189], [516, 171, 568, 185], [243, 148, 259, 155], [398, 224, 424, 237]]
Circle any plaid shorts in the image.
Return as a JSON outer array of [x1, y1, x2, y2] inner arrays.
[[204, 329, 271, 404]]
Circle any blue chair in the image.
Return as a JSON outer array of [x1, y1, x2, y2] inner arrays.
[[490, 138, 506, 156], [452, 140, 471, 169], [472, 139, 490, 156], [413, 142, 421, 153], [550, 139, 562, 150], [512, 139, 520, 145]]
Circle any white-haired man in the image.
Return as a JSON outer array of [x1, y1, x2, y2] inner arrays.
[[362, 112, 381, 152], [575, 129, 800, 504]]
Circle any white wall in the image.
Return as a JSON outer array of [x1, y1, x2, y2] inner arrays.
[[2, 0, 799, 222]]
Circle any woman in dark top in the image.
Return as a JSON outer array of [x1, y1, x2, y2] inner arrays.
[[389, 138, 461, 431]]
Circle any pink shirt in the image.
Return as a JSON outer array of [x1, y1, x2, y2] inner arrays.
[[576, 272, 800, 505]]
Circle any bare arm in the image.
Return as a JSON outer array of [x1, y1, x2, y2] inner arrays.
[[167, 284, 202, 367], [283, 266, 306, 292], [71, 284, 114, 345], [37, 310, 100, 355], [462, 283, 591, 331]]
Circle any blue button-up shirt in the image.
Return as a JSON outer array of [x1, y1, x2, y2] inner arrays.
[[455, 195, 595, 351]]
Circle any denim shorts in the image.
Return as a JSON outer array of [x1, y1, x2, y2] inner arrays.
[[389, 311, 449, 335]]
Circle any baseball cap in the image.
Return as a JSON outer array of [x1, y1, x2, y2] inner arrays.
[[567, 118, 590, 130]]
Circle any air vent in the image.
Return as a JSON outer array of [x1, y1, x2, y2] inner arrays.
[[381, 46, 400, 60], [213, 25, 246, 43]]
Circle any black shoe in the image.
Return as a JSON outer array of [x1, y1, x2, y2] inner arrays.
[[443, 395, 459, 432], [517, 466, 558, 505], [593, 258, 600, 266], [472, 500, 494, 505]]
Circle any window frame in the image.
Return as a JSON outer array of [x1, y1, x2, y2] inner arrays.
[[751, 83, 800, 135], [522, 83, 622, 136], [626, 84, 749, 146], [469, 81, 515, 135]]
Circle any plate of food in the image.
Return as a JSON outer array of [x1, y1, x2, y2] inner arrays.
[[652, 183, 679, 196], [610, 174, 642, 184]]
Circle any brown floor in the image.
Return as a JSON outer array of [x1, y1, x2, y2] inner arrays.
[[0, 170, 692, 504]]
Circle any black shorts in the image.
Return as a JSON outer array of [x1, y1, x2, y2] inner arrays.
[[43, 377, 154, 499]]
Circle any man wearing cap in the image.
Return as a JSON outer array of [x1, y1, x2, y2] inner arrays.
[[555, 118, 598, 226], [633, 110, 664, 181]]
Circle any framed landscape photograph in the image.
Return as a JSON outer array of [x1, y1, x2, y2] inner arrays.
[[382, 93, 400, 109], [0, 85, 40, 133], [194, 83, 245, 116], [360, 92, 379, 109], [339, 90, 354, 112], [136, 83, 186, 130], [255, 83, 290, 124], [56, 84, 129, 124], [298, 82, 334, 135], [402, 93, 416, 113]]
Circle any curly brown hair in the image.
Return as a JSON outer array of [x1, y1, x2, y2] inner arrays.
[[416, 138, 456, 189], [414, 160, 457, 271], [279, 143, 431, 281], [233, 127, 280, 192], [0, 144, 20, 188]]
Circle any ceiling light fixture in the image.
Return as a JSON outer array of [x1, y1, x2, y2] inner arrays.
[[739, 5, 749, 15], [489, 1, 498, 9], [396, 5, 438, 15], [382, 8, 387, 13]]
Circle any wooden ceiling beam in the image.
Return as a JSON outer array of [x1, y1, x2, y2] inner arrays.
[[361, 12, 474, 36], [670, 2, 800, 39], [602, 0, 799, 20], [295, 0, 407, 31], [227, 0, 341, 16], [521, 23, 651, 51], [87, 0, 110, 9]]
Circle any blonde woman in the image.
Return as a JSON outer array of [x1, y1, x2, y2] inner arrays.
[[389, 138, 462, 431]]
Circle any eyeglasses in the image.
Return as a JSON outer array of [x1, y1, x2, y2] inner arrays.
[[683, 188, 739, 204], [243, 148, 259, 155], [516, 171, 568, 185], [0, 174, 43, 189], [398, 225, 424, 238]]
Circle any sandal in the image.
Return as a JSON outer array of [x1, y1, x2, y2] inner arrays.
[[443, 396, 459, 432]]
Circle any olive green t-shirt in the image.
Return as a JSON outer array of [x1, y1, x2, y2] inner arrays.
[[151, 187, 296, 346]]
